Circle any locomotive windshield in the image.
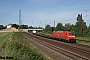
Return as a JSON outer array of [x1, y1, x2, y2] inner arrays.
[[69, 32, 75, 35], [69, 32, 75, 34]]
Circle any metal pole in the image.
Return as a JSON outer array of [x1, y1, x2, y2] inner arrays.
[[80, 14, 82, 37], [54, 21, 55, 28], [19, 9, 21, 31], [54, 21, 55, 31]]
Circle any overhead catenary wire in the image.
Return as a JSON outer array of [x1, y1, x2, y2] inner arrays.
[[59, 9, 90, 23], [30, 9, 90, 28]]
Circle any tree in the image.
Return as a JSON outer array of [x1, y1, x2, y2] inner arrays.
[[20, 25, 28, 29], [28, 26, 35, 29], [12, 24, 19, 29], [75, 14, 87, 37], [0, 25, 4, 30], [65, 23, 71, 31], [55, 23, 64, 31], [38, 27, 43, 29], [44, 25, 52, 34], [64, 23, 76, 32], [83, 25, 90, 37], [77, 14, 83, 37], [75, 21, 81, 36]]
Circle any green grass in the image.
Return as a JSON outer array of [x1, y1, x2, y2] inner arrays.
[[76, 40, 90, 46], [0, 32, 11, 47], [2, 32, 51, 60], [76, 37, 90, 41], [76, 37, 90, 46], [40, 32, 52, 36]]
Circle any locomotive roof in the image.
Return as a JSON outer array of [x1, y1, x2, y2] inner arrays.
[[53, 31, 75, 34], [53, 31, 64, 32]]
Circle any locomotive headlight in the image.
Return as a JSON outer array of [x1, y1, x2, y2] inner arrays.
[[69, 36, 75, 37], [69, 36, 71, 37], [73, 36, 75, 37]]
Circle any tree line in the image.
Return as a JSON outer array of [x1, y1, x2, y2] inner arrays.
[[44, 14, 90, 37], [0, 24, 42, 30], [44, 22, 90, 37]]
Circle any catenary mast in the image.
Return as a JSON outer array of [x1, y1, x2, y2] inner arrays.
[[19, 9, 21, 30]]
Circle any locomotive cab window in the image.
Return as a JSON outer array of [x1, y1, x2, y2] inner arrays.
[[72, 34, 75, 35]]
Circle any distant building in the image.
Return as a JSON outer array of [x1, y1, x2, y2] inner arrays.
[[7, 23, 13, 28]]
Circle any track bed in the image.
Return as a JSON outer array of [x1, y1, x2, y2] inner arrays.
[[24, 32, 90, 60]]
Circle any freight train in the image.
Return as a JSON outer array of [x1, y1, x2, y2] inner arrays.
[[33, 30, 76, 43], [52, 31, 76, 43]]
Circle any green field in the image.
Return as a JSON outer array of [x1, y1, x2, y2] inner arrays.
[[0, 32, 51, 60], [76, 37, 90, 46], [76, 37, 90, 41], [0, 32, 11, 47]]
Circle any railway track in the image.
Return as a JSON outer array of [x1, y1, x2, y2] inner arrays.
[[35, 33, 90, 47], [76, 39, 90, 46], [73, 43, 90, 48], [24, 32, 90, 60], [33, 33, 90, 51]]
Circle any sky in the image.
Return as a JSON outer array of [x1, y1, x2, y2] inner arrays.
[[0, 0, 90, 27]]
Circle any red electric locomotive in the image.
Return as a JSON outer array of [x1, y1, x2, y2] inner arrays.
[[52, 31, 76, 43]]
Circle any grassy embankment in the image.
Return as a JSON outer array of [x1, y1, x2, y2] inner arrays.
[[76, 37, 90, 46], [0, 32, 11, 48], [76, 37, 90, 41], [40, 32, 52, 36], [0, 32, 51, 60]]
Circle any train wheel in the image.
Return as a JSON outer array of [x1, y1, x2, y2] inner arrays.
[[64, 39, 67, 42], [58, 38, 61, 41], [62, 39, 65, 42], [66, 40, 69, 43]]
